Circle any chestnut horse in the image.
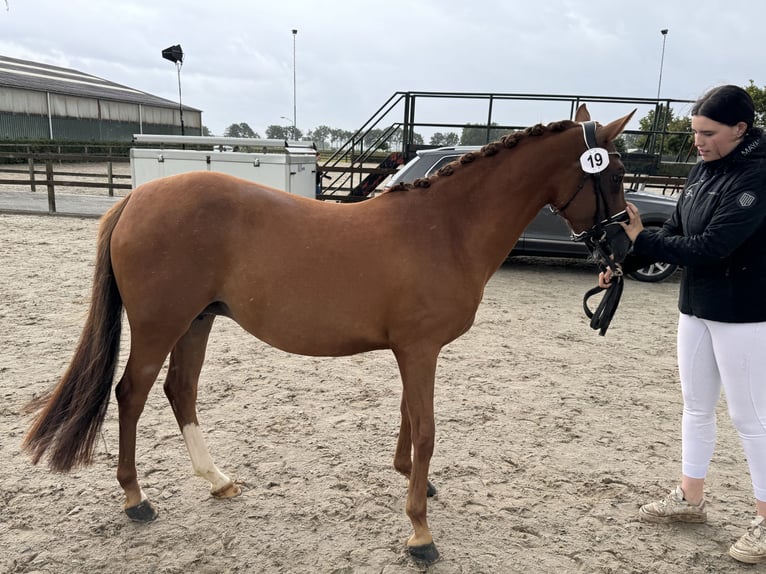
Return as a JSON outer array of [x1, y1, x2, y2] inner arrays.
[[24, 105, 634, 565]]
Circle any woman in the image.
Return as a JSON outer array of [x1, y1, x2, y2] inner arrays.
[[602, 84, 766, 563]]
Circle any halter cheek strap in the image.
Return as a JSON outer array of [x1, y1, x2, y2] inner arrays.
[[580, 121, 606, 225]]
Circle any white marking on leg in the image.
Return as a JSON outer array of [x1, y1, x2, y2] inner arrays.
[[181, 423, 232, 493]]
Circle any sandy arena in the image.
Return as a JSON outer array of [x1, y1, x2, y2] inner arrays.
[[0, 212, 758, 573]]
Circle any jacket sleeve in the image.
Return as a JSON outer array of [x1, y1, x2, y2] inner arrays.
[[632, 161, 766, 267], [618, 190, 684, 274]]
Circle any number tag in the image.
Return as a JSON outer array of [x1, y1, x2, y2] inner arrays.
[[579, 147, 609, 173]]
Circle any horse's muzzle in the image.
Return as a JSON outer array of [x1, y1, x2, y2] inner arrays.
[[600, 219, 632, 263], [575, 211, 632, 271]]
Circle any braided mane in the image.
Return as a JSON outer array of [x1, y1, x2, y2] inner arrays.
[[386, 119, 577, 192]]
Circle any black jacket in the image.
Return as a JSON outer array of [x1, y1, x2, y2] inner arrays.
[[629, 130, 766, 322]]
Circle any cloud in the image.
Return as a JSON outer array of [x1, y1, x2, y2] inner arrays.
[[1, 0, 764, 136]]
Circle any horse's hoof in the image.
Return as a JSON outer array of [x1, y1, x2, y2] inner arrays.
[[125, 499, 158, 522], [427, 480, 437, 497], [407, 541, 440, 565], [211, 481, 241, 499]]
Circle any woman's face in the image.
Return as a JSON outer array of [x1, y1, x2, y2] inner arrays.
[[691, 115, 747, 161]]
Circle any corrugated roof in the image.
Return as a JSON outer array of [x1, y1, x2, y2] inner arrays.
[[0, 54, 199, 111]]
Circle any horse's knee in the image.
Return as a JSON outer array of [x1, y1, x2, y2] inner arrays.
[[411, 433, 435, 461]]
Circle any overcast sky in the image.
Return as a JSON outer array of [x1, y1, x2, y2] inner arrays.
[[1, 0, 764, 138]]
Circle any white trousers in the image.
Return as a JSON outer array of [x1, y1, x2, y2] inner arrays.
[[677, 313, 766, 501]]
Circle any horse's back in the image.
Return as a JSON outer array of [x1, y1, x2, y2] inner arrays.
[[109, 172, 398, 354], [124, 170, 309, 222]]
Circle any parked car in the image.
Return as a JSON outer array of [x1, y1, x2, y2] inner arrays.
[[384, 146, 679, 282]]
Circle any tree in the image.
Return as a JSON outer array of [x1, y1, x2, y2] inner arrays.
[[223, 122, 260, 138], [430, 132, 459, 146], [634, 105, 692, 159], [387, 127, 404, 149], [266, 124, 287, 139], [327, 128, 353, 148], [308, 125, 332, 149], [201, 125, 213, 136], [460, 123, 507, 145], [745, 80, 766, 128], [265, 124, 303, 140], [363, 128, 390, 151]]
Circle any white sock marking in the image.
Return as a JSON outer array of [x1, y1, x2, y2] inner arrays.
[[181, 423, 232, 492]]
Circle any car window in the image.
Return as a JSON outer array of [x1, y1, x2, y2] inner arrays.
[[423, 155, 461, 178]]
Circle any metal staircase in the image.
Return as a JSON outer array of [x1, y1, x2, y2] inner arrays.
[[317, 91, 697, 201]]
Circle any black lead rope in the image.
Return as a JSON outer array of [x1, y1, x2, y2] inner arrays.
[[583, 275, 624, 336]]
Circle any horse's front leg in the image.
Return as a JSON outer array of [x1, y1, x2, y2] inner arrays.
[[393, 345, 441, 566], [393, 394, 413, 477], [394, 394, 437, 497], [164, 315, 240, 499]]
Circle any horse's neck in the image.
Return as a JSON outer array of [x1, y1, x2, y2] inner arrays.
[[431, 152, 558, 275]]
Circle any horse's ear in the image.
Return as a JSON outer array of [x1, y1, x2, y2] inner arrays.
[[600, 109, 637, 142], [574, 104, 591, 122]]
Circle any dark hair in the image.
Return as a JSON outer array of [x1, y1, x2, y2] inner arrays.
[[691, 85, 755, 131]]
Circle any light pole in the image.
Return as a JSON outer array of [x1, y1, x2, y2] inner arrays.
[[656, 29, 668, 100], [291, 29, 297, 139], [161, 44, 185, 135], [652, 29, 669, 156]]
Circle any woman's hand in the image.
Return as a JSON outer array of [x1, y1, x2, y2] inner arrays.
[[598, 201, 641, 288], [621, 201, 644, 242], [598, 268, 614, 288]]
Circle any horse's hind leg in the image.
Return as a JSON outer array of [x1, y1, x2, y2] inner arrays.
[[115, 341, 171, 522], [163, 314, 240, 499]]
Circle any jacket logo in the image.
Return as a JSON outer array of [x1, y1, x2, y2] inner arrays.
[[738, 192, 756, 208], [684, 182, 700, 198], [741, 139, 761, 157]]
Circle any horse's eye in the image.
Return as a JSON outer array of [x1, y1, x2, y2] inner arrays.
[[612, 174, 624, 184]]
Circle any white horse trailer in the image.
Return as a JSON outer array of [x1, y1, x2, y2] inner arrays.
[[130, 135, 317, 198]]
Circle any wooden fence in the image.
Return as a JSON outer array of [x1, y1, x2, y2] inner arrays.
[[0, 153, 132, 214], [0, 151, 685, 218]]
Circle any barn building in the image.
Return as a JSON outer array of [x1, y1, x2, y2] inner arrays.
[[0, 55, 202, 141]]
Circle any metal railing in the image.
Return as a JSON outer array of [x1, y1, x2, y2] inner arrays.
[[318, 91, 697, 200]]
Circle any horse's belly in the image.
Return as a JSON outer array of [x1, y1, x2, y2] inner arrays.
[[226, 294, 390, 357]]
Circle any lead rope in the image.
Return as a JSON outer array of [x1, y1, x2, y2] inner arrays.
[[582, 274, 624, 336]]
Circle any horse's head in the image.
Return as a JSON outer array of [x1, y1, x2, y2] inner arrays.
[[548, 104, 636, 273]]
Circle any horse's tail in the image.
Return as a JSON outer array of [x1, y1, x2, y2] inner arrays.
[[23, 195, 131, 472]]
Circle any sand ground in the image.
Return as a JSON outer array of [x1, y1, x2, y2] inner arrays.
[[0, 212, 760, 574]]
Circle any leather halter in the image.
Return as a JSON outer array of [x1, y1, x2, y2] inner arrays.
[[552, 121, 627, 276], [553, 121, 630, 336]]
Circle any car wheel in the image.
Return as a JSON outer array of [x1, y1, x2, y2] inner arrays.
[[627, 225, 678, 283], [628, 260, 677, 282]]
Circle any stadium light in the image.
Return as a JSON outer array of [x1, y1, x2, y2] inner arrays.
[[162, 44, 185, 135]]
